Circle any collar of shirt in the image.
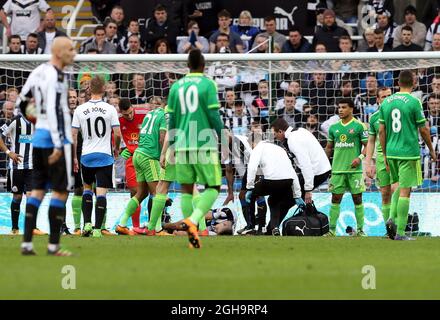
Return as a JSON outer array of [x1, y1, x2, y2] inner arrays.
[[284, 126, 294, 138]]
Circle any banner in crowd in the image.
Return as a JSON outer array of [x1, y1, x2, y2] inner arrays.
[[121, 0, 316, 35], [1, 192, 439, 236]]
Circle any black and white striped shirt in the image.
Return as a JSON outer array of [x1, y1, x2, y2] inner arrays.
[[231, 134, 252, 178], [1, 113, 33, 170], [224, 111, 251, 136], [17, 62, 71, 149]]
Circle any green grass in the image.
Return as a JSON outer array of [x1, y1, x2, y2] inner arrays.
[[1, 235, 440, 300]]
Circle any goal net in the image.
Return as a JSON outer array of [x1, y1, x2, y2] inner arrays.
[[0, 52, 439, 236]]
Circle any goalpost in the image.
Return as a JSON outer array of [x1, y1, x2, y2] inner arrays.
[[0, 52, 440, 236]]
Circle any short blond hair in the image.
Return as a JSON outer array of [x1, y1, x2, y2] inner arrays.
[[239, 10, 253, 21]]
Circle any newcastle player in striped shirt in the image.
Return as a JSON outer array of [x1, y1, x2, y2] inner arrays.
[[18, 37, 76, 256], [0, 110, 38, 235]]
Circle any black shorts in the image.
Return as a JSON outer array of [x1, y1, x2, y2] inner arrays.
[[81, 164, 113, 188], [32, 146, 73, 192], [74, 170, 83, 189], [7, 169, 32, 194]]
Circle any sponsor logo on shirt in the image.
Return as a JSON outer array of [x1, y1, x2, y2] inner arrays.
[[15, 10, 31, 17], [340, 134, 347, 142], [18, 134, 32, 143], [335, 141, 355, 148]]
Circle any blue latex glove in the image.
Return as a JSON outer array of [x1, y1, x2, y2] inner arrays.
[[259, 109, 269, 118], [295, 197, 306, 207], [245, 190, 253, 203], [120, 149, 132, 160]]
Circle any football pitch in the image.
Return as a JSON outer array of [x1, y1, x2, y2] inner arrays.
[[1, 236, 440, 300]]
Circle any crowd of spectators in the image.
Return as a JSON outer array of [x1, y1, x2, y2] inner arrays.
[[1, 1, 440, 185]]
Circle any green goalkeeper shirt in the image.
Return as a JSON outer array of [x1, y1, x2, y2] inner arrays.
[[167, 73, 223, 152], [379, 92, 426, 160], [136, 107, 167, 160], [328, 118, 368, 174]]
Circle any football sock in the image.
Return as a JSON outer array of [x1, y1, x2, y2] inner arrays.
[[382, 203, 391, 222], [48, 198, 66, 245], [397, 197, 410, 236], [11, 197, 21, 230], [240, 199, 251, 227], [147, 195, 153, 216], [390, 187, 401, 222], [131, 205, 140, 228], [181, 193, 193, 218], [82, 190, 93, 224], [120, 196, 139, 227], [94, 196, 106, 229], [193, 193, 206, 231], [47, 243, 59, 252], [23, 197, 41, 243], [329, 203, 340, 233], [355, 204, 364, 231], [71, 195, 82, 229], [155, 213, 162, 232], [189, 188, 219, 225], [148, 193, 167, 231], [101, 208, 107, 230], [256, 198, 267, 229]]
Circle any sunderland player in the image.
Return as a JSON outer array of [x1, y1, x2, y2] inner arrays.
[[325, 98, 368, 237], [150, 125, 204, 236], [72, 76, 121, 238], [0, 111, 38, 235], [379, 70, 436, 240], [19, 37, 76, 256], [365, 87, 394, 233], [115, 99, 167, 236], [118, 98, 149, 234], [166, 49, 224, 249]]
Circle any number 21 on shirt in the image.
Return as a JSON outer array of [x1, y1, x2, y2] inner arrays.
[[141, 113, 157, 135]]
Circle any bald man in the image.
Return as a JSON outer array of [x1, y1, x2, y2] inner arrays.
[[37, 11, 67, 54], [18, 37, 76, 256]]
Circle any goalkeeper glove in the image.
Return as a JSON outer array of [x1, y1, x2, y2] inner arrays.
[[120, 149, 132, 160]]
